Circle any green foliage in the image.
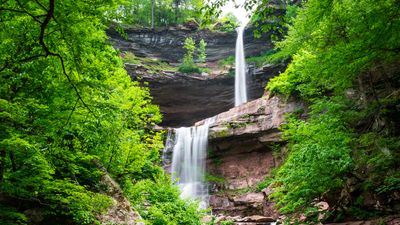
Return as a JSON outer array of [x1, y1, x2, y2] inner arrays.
[[271, 97, 354, 213], [220, 220, 234, 225], [218, 55, 235, 67], [179, 37, 205, 73], [267, 0, 400, 98], [0, 204, 28, 225], [122, 52, 142, 64], [197, 39, 207, 63], [118, 0, 205, 28], [205, 173, 225, 184], [256, 176, 273, 192], [203, 0, 297, 38], [123, 51, 177, 73], [246, 49, 279, 67], [41, 180, 113, 224], [264, 0, 400, 219], [178, 63, 202, 74], [123, 172, 205, 225], [216, 13, 239, 32], [183, 37, 196, 65], [0, 0, 200, 224]]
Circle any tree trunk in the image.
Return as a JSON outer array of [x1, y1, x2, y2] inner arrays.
[[174, 0, 180, 24], [0, 148, 6, 183], [151, 0, 155, 29]]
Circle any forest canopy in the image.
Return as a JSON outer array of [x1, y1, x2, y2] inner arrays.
[[118, 0, 205, 27], [263, 0, 400, 221], [0, 0, 203, 224]]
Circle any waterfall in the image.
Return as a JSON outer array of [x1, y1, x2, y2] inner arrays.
[[171, 117, 215, 208], [235, 25, 247, 106]]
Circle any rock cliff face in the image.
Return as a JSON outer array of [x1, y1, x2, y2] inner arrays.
[[126, 63, 285, 127], [201, 95, 302, 187], [196, 95, 303, 220], [108, 26, 273, 63], [110, 26, 283, 127]]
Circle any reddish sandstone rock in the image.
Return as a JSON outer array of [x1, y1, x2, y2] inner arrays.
[[204, 95, 300, 219]]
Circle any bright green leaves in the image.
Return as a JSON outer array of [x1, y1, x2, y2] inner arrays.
[[197, 39, 207, 63], [272, 97, 353, 213], [183, 37, 196, 65], [179, 37, 202, 73], [0, 137, 53, 198], [265, 0, 400, 219], [268, 0, 400, 98], [118, 0, 205, 27], [42, 179, 112, 224], [123, 172, 205, 225], [0, 0, 167, 223]]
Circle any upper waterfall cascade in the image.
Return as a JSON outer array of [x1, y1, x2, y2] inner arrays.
[[235, 25, 248, 106]]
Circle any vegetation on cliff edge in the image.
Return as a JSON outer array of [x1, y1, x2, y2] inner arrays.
[[264, 0, 400, 221]]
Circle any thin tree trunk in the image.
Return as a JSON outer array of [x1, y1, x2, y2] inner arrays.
[[0, 148, 5, 183], [9, 150, 16, 172], [174, 0, 180, 24], [151, 0, 155, 29]]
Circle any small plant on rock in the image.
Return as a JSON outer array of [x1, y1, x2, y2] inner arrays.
[[179, 37, 201, 73], [197, 39, 207, 63]]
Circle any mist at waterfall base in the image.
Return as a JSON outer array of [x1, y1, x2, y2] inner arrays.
[[169, 117, 215, 208], [235, 25, 248, 106]]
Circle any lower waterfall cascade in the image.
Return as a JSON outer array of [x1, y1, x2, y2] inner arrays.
[[170, 117, 216, 208]]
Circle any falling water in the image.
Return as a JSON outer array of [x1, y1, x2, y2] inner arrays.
[[171, 117, 215, 208], [235, 25, 247, 106]]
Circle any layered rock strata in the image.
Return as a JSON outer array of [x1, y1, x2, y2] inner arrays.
[[194, 95, 303, 221], [108, 26, 273, 63], [126, 64, 285, 127]]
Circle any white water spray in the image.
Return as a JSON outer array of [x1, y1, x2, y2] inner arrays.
[[235, 25, 247, 106], [171, 117, 216, 208]]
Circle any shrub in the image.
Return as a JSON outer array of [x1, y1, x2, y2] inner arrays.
[[182, 37, 196, 65], [197, 39, 207, 63], [123, 171, 205, 225], [179, 37, 202, 74], [178, 63, 202, 74]]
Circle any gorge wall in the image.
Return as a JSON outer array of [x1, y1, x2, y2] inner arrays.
[[109, 26, 282, 127], [125, 63, 285, 127], [107, 26, 273, 63]]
